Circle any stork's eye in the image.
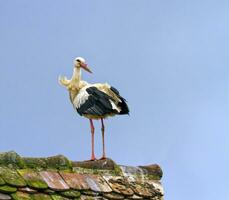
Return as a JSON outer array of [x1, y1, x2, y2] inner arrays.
[[76, 59, 81, 62]]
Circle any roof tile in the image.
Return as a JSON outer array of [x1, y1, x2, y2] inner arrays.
[[103, 176, 134, 196], [0, 176, 5, 185], [0, 193, 11, 200], [60, 190, 81, 198], [0, 167, 26, 187], [130, 182, 153, 198], [39, 171, 69, 191], [81, 190, 100, 196], [51, 194, 71, 200], [18, 187, 37, 194], [80, 195, 105, 200], [146, 180, 164, 196], [60, 172, 90, 190], [11, 191, 32, 200], [32, 193, 53, 200], [103, 192, 125, 199], [85, 174, 112, 193], [0, 185, 17, 194], [18, 169, 48, 190], [128, 194, 143, 199]]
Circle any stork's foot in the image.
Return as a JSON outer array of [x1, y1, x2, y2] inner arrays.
[[90, 157, 96, 161], [90, 154, 97, 161], [99, 156, 107, 160]]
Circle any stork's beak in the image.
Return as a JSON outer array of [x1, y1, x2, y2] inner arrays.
[[80, 62, 92, 73]]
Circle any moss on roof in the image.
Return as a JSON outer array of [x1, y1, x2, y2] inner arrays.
[[0, 151, 164, 200]]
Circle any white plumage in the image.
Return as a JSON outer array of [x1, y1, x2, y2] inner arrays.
[[73, 86, 90, 109]]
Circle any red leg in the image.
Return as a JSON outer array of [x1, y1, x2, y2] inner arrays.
[[89, 119, 96, 161], [100, 118, 106, 159]]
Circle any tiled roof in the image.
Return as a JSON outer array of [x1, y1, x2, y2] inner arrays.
[[0, 151, 163, 200]]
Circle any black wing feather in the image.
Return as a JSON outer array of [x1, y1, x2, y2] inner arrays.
[[76, 86, 117, 116], [110, 86, 129, 115]]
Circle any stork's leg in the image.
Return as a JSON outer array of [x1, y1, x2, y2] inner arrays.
[[89, 119, 96, 161], [100, 118, 106, 159]]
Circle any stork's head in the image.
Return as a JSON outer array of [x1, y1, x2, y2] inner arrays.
[[74, 57, 92, 73]]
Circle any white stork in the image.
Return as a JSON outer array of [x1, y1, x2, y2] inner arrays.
[[59, 57, 129, 160]]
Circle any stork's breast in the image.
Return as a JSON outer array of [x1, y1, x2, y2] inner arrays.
[[72, 88, 90, 109]]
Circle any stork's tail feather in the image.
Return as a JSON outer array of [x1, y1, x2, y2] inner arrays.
[[118, 97, 129, 115], [110, 86, 129, 115]]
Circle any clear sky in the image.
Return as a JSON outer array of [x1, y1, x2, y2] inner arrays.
[[0, 0, 228, 199]]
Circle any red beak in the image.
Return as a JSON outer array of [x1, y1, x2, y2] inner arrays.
[[80, 63, 92, 73]]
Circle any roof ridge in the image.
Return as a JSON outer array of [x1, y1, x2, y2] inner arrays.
[[0, 151, 164, 200]]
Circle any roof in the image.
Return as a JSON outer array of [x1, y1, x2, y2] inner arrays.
[[0, 151, 163, 200]]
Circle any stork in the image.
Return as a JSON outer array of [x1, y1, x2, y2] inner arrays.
[[59, 57, 129, 160]]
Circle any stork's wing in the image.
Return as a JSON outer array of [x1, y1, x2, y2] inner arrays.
[[75, 86, 119, 116]]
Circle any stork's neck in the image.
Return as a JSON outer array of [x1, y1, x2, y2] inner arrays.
[[71, 67, 81, 85]]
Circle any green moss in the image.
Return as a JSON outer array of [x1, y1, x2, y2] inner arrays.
[[79, 196, 93, 200], [114, 165, 122, 176], [33, 193, 53, 200], [148, 174, 161, 180], [0, 185, 17, 193], [22, 157, 47, 169], [60, 190, 81, 198], [0, 152, 71, 170], [73, 167, 115, 175], [0, 176, 5, 185], [18, 169, 48, 190], [43, 189, 55, 194], [72, 160, 121, 176], [11, 191, 32, 200], [0, 151, 25, 168], [0, 167, 26, 187], [51, 194, 71, 200], [46, 155, 72, 170]]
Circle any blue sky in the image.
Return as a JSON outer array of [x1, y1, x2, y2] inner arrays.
[[0, 0, 229, 199]]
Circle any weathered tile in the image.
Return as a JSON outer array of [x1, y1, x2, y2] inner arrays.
[[85, 174, 112, 193], [138, 164, 163, 180], [39, 171, 69, 191], [18, 187, 37, 194], [0, 176, 5, 185], [18, 169, 48, 190], [130, 182, 152, 198], [119, 166, 148, 182], [81, 190, 99, 196], [61, 172, 112, 193], [150, 197, 164, 200], [11, 191, 32, 200], [51, 194, 71, 200], [103, 176, 134, 196], [43, 189, 55, 194], [131, 181, 162, 198], [60, 190, 81, 198], [0, 193, 11, 200], [0, 185, 17, 193], [33, 193, 52, 200], [60, 172, 90, 190], [128, 194, 143, 199], [0, 167, 26, 187], [103, 192, 125, 199], [80, 195, 104, 200], [146, 180, 164, 196]]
